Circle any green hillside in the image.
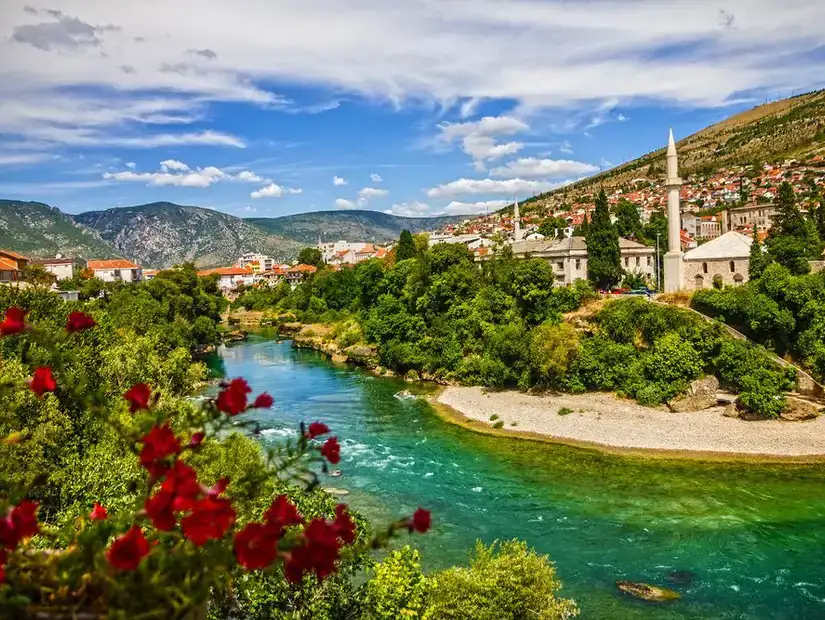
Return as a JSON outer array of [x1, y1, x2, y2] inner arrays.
[[249, 210, 466, 245], [74, 202, 304, 269], [0, 199, 119, 259]]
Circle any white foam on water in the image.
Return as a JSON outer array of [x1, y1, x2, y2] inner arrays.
[[259, 427, 297, 438], [730, 585, 740, 592], [424, 472, 434, 477], [528, 515, 543, 523], [471, 486, 483, 492]]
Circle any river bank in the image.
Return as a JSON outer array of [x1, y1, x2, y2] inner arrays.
[[435, 386, 825, 461]]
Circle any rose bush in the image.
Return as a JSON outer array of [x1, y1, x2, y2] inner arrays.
[[0, 306, 430, 616]]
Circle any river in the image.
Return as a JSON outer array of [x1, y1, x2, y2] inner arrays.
[[212, 333, 825, 619]]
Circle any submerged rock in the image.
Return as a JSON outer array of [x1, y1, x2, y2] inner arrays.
[[394, 390, 416, 400], [323, 487, 349, 497], [616, 581, 681, 602], [667, 376, 720, 412], [665, 570, 695, 585]]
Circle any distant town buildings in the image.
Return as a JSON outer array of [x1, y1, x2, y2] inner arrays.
[[318, 241, 389, 266], [87, 259, 143, 283]]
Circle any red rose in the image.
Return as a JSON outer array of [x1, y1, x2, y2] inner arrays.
[[0, 307, 27, 336], [181, 497, 236, 546], [320, 437, 341, 464], [264, 495, 302, 530], [410, 508, 431, 533], [189, 431, 205, 448], [89, 502, 108, 521], [332, 504, 356, 545], [139, 424, 181, 476], [124, 383, 152, 413], [253, 393, 274, 409], [307, 422, 330, 439], [216, 378, 251, 416], [106, 525, 150, 570], [29, 367, 56, 397], [284, 518, 341, 583], [234, 522, 281, 570], [66, 311, 96, 333]]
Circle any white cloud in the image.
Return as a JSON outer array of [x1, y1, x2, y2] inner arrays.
[[384, 201, 430, 217], [358, 187, 389, 200], [243, 205, 257, 213], [426, 178, 560, 198], [370, 173, 383, 183], [559, 141, 574, 155], [438, 115, 528, 167], [335, 198, 357, 209], [125, 161, 136, 168], [333, 176, 347, 186], [160, 159, 190, 172], [287, 187, 303, 194], [250, 183, 283, 198], [489, 158, 598, 179], [441, 200, 508, 215], [235, 170, 264, 183], [0, 152, 54, 166]]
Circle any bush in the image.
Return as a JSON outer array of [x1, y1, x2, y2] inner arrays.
[[362, 547, 431, 619]]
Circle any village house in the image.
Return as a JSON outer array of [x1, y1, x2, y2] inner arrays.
[[0, 250, 29, 283], [87, 259, 143, 283], [143, 270, 159, 281], [286, 264, 317, 287], [31, 257, 76, 281], [197, 266, 255, 291], [725, 204, 777, 232], [683, 230, 753, 289], [237, 253, 276, 273]]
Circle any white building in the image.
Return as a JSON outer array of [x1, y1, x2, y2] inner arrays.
[[197, 266, 255, 291], [683, 231, 753, 289], [87, 259, 143, 283], [31, 257, 75, 281], [237, 253, 275, 273]]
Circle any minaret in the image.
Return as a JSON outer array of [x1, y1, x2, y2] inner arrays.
[[663, 129, 684, 292], [513, 198, 522, 241]]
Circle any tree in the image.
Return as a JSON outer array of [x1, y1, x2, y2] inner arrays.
[[765, 182, 821, 274], [297, 247, 322, 267], [748, 226, 767, 280], [573, 211, 589, 237], [585, 189, 623, 289], [537, 216, 567, 238], [21, 264, 55, 288], [613, 199, 644, 241], [812, 199, 825, 241], [395, 229, 417, 261]]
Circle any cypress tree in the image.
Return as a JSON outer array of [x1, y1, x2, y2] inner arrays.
[[748, 226, 767, 280], [395, 229, 417, 261], [765, 182, 818, 274], [586, 189, 623, 289]]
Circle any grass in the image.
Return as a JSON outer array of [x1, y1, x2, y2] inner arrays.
[[489, 414, 499, 421], [558, 407, 574, 416]]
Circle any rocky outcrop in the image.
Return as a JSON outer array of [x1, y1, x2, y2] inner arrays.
[[616, 581, 681, 602], [667, 376, 719, 412], [224, 330, 248, 342], [780, 396, 823, 421]]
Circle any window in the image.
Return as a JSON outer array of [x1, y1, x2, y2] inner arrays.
[[113, 269, 121, 279], [702, 262, 708, 274], [624, 257, 629, 266], [557, 261, 564, 270], [635, 256, 640, 267], [729, 260, 735, 273], [647, 256, 651, 266]]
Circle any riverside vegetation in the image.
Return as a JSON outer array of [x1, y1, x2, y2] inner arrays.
[[234, 234, 796, 419], [0, 273, 578, 619]]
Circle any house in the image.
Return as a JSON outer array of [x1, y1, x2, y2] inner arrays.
[[0, 250, 29, 283], [197, 266, 254, 291], [680, 211, 698, 238], [697, 216, 722, 240], [143, 270, 159, 281], [31, 257, 76, 281], [683, 231, 752, 289], [87, 259, 143, 283], [286, 264, 317, 286], [237, 253, 275, 273], [725, 203, 776, 232]]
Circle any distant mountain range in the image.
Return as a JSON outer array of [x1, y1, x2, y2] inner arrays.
[[0, 200, 465, 269]]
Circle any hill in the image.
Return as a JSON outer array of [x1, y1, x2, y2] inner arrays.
[[248, 210, 467, 244], [74, 202, 304, 269], [0, 199, 120, 259]]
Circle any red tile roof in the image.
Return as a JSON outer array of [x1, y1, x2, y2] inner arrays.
[[88, 259, 141, 270], [287, 264, 317, 273], [0, 249, 29, 260], [31, 258, 74, 265], [197, 266, 252, 277], [0, 257, 18, 271]]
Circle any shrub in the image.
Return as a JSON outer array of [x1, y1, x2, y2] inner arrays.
[[492, 420, 504, 429], [361, 547, 431, 619], [558, 407, 574, 416]]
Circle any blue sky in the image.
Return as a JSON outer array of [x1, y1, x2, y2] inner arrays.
[[1, 1, 824, 218]]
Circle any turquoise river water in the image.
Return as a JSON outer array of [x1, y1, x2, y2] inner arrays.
[[213, 334, 825, 619]]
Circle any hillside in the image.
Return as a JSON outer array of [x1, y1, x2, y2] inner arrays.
[[248, 210, 467, 245], [74, 202, 304, 269], [0, 200, 120, 259]]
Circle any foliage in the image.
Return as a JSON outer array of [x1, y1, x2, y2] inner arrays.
[[297, 247, 323, 267], [585, 190, 623, 289], [612, 199, 644, 241], [537, 217, 568, 238], [396, 230, 417, 262], [749, 225, 768, 280], [21, 264, 55, 288], [362, 547, 431, 619], [765, 182, 822, 274]]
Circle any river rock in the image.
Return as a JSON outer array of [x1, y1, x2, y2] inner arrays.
[[323, 487, 349, 497], [667, 376, 720, 413], [616, 581, 681, 602], [224, 330, 248, 342], [780, 396, 823, 421], [722, 403, 740, 418], [331, 353, 348, 364]]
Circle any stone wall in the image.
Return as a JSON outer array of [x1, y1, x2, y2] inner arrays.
[[683, 258, 748, 290]]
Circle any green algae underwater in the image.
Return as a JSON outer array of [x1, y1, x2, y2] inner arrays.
[[209, 334, 825, 619]]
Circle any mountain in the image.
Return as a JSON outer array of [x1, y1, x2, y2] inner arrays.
[[74, 202, 304, 269], [0, 199, 120, 259], [248, 210, 467, 245]]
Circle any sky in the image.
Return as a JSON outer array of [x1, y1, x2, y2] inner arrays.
[[1, 1, 825, 219]]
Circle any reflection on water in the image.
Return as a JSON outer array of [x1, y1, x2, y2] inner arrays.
[[217, 335, 825, 620]]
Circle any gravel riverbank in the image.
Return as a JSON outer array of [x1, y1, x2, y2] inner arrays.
[[436, 386, 825, 458]]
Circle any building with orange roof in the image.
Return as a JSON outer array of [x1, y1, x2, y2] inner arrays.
[[30, 257, 76, 281], [197, 265, 254, 291], [286, 264, 317, 286], [0, 249, 29, 283], [87, 259, 143, 283]]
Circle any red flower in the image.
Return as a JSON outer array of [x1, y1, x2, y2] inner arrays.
[[410, 508, 431, 533], [234, 522, 281, 570], [307, 422, 330, 439], [189, 431, 205, 448], [181, 497, 236, 546], [139, 424, 181, 477], [124, 383, 152, 413], [253, 393, 274, 409], [89, 502, 108, 521], [0, 550, 5, 584], [216, 378, 251, 416], [106, 525, 150, 570], [332, 504, 356, 544], [161, 460, 202, 511], [320, 437, 341, 464], [264, 495, 302, 530], [66, 311, 96, 333], [0, 500, 40, 549], [0, 307, 27, 336], [144, 490, 176, 531], [206, 477, 229, 498], [284, 518, 341, 583], [29, 367, 56, 397]]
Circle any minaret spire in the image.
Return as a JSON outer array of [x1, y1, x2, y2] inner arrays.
[[663, 128, 684, 292], [513, 197, 522, 241]]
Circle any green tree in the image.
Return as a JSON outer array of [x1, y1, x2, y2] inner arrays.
[[765, 182, 821, 274], [812, 199, 825, 241], [585, 189, 623, 289], [21, 264, 55, 288], [396, 229, 417, 261], [748, 226, 767, 280], [573, 211, 588, 237], [613, 199, 644, 240], [537, 216, 567, 238], [297, 247, 323, 266]]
